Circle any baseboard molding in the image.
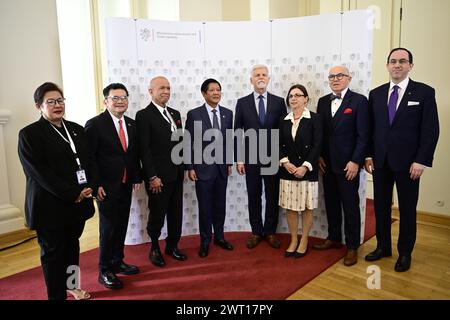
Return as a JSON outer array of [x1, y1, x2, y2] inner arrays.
[[392, 207, 450, 228], [0, 228, 36, 251]]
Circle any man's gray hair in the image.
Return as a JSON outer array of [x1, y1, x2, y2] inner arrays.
[[251, 64, 269, 76]]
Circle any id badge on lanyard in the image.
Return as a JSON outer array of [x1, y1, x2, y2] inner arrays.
[[51, 121, 88, 185], [76, 166, 87, 185]]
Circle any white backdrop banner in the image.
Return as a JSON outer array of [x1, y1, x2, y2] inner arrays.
[[104, 11, 373, 245]]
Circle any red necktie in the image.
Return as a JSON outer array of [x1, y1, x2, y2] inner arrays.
[[118, 119, 127, 183]]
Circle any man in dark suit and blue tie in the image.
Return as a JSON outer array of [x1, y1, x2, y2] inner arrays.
[[136, 76, 187, 268], [364, 48, 439, 272], [85, 83, 142, 289], [185, 79, 234, 258], [313, 66, 369, 267], [234, 65, 287, 249]]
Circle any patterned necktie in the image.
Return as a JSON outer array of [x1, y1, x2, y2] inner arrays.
[[163, 108, 175, 132], [388, 85, 399, 125], [212, 109, 220, 129], [258, 95, 266, 126], [118, 119, 127, 183]]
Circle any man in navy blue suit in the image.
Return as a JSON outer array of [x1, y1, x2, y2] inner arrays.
[[234, 65, 287, 249], [313, 66, 369, 267], [364, 48, 439, 272], [185, 79, 234, 258]]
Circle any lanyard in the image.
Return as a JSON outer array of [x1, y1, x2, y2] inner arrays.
[[50, 120, 82, 168]]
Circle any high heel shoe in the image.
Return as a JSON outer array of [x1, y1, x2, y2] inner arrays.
[[294, 245, 309, 258], [284, 250, 295, 257], [284, 241, 299, 257]]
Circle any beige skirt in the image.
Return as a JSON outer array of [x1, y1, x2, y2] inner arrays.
[[279, 179, 319, 211]]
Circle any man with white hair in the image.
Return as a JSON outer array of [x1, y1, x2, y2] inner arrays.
[[234, 65, 287, 249], [313, 65, 369, 267]]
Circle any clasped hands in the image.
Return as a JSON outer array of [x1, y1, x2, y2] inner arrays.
[[283, 162, 307, 179]]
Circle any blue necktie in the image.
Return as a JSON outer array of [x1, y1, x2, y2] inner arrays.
[[212, 109, 220, 129], [258, 95, 265, 126], [388, 85, 399, 125]]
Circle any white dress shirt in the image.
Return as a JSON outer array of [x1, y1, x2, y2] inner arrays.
[[108, 110, 128, 147], [253, 91, 268, 115], [153, 101, 177, 132], [388, 77, 410, 110], [205, 103, 221, 129], [331, 87, 349, 117]]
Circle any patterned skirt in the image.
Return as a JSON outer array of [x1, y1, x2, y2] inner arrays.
[[279, 179, 319, 212]]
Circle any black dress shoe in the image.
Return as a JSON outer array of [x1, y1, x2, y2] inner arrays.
[[115, 262, 140, 275], [395, 256, 411, 272], [149, 248, 166, 267], [365, 248, 392, 261], [165, 247, 187, 261], [214, 239, 234, 250], [198, 244, 209, 258], [98, 271, 123, 289]]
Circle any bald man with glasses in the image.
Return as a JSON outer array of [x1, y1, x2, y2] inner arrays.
[[313, 66, 369, 267]]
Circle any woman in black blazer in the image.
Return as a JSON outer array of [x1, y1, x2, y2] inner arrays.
[[17, 82, 95, 300], [279, 84, 322, 258]]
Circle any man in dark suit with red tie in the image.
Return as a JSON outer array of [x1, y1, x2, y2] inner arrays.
[[185, 78, 234, 258], [85, 83, 142, 289], [313, 66, 369, 267], [135, 76, 187, 267], [364, 48, 439, 272], [234, 65, 287, 249]]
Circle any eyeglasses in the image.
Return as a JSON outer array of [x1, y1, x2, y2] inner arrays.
[[388, 59, 410, 65], [107, 96, 128, 103], [328, 73, 349, 81], [288, 93, 305, 99], [45, 98, 66, 106]]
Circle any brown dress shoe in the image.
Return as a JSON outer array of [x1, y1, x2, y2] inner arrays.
[[312, 239, 343, 250], [246, 235, 262, 249], [343, 249, 358, 266], [265, 235, 281, 249]]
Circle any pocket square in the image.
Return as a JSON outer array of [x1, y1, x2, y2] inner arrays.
[[343, 108, 353, 114], [407, 101, 420, 106]]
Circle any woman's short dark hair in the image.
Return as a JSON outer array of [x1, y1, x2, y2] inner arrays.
[[103, 83, 129, 98], [286, 84, 309, 107], [34, 82, 64, 105]]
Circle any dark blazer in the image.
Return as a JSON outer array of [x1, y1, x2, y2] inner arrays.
[[18, 117, 95, 230], [279, 111, 322, 181], [368, 79, 439, 170], [317, 89, 369, 173], [84, 111, 141, 198], [135, 102, 184, 184], [234, 92, 287, 164], [184, 104, 233, 180]]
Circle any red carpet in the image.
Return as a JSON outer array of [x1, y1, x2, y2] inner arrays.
[[0, 200, 376, 300]]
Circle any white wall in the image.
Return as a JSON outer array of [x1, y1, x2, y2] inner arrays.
[[56, 0, 97, 126], [400, 0, 450, 215], [179, 0, 222, 21], [0, 0, 62, 226]]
